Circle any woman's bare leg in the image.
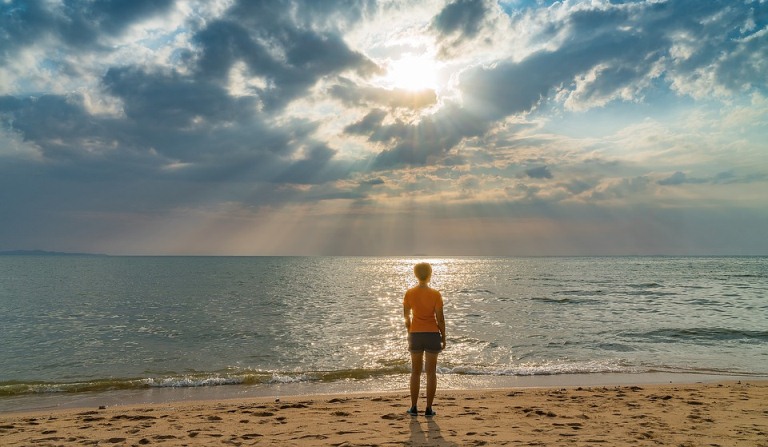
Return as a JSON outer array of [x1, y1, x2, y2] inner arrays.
[[425, 352, 438, 409], [410, 352, 423, 409]]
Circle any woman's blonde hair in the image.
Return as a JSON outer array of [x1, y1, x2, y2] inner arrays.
[[413, 262, 432, 281]]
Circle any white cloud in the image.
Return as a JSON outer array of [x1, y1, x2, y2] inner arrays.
[[0, 127, 43, 160]]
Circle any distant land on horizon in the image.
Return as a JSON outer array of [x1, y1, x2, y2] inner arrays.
[[0, 251, 765, 258], [0, 249, 108, 257]]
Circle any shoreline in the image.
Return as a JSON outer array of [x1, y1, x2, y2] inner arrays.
[[2, 379, 766, 446], [2, 371, 764, 414]]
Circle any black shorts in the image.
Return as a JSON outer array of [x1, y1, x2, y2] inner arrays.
[[408, 332, 442, 354]]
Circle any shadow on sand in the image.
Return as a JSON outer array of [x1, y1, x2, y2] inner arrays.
[[409, 416, 458, 446]]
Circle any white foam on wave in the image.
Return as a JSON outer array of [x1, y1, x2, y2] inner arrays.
[[142, 376, 244, 388], [268, 373, 316, 384], [442, 359, 639, 376]]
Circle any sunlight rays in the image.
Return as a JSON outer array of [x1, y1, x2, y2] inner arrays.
[[377, 53, 441, 92]]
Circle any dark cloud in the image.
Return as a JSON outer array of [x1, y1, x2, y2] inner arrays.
[[369, 104, 488, 169], [0, 0, 175, 61], [0, 1, 55, 59], [658, 171, 691, 186], [560, 179, 597, 195], [713, 171, 768, 185], [1, 88, 267, 182], [271, 144, 344, 185], [227, 0, 377, 32], [103, 66, 254, 130], [460, 0, 766, 117], [361, 177, 385, 186], [658, 170, 765, 186], [347, 110, 486, 171], [193, 13, 378, 111], [0, 85, 346, 187], [345, 110, 388, 137], [89, 0, 177, 35], [460, 29, 650, 118], [0, 94, 112, 164], [432, 0, 490, 38], [526, 166, 553, 179], [192, 19, 281, 84], [431, 0, 495, 58]]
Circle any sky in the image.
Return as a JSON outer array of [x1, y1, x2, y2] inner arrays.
[[1, 0, 766, 256]]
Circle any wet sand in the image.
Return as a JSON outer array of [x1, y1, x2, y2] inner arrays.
[[1, 380, 766, 446]]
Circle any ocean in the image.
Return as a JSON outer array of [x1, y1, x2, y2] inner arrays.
[[1, 256, 766, 410]]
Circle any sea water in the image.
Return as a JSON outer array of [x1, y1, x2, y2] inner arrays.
[[1, 256, 766, 408]]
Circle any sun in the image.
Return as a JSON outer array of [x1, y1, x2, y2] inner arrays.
[[379, 54, 440, 92]]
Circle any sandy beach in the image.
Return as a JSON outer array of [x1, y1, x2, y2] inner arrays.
[[1, 380, 766, 446]]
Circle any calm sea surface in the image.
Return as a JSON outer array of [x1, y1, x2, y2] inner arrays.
[[1, 256, 766, 403]]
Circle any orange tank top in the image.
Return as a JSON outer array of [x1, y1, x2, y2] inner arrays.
[[403, 286, 443, 333]]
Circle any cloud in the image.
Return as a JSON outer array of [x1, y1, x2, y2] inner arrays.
[[460, 1, 767, 116], [330, 80, 437, 110], [192, 8, 379, 111], [460, 10, 658, 116], [559, 178, 597, 196], [525, 166, 552, 179], [344, 110, 388, 137], [1, 0, 385, 187], [658, 171, 698, 186], [368, 104, 488, 169], [0, 0, 176, 62], [592, 176, 653, 201], [360, 177, 385, 186], [0, 84, 349, 186], [432, 0, 490, 38], [658, 170, 767, 186], [431, 0, 502, 59], [103, 66, 253, 129]]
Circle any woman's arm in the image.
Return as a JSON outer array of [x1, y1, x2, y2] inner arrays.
[[403, 302, 411, 331], [436, 307, 446, 349]]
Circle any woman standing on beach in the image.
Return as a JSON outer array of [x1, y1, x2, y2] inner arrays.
[[403, 262, 446, 416]]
